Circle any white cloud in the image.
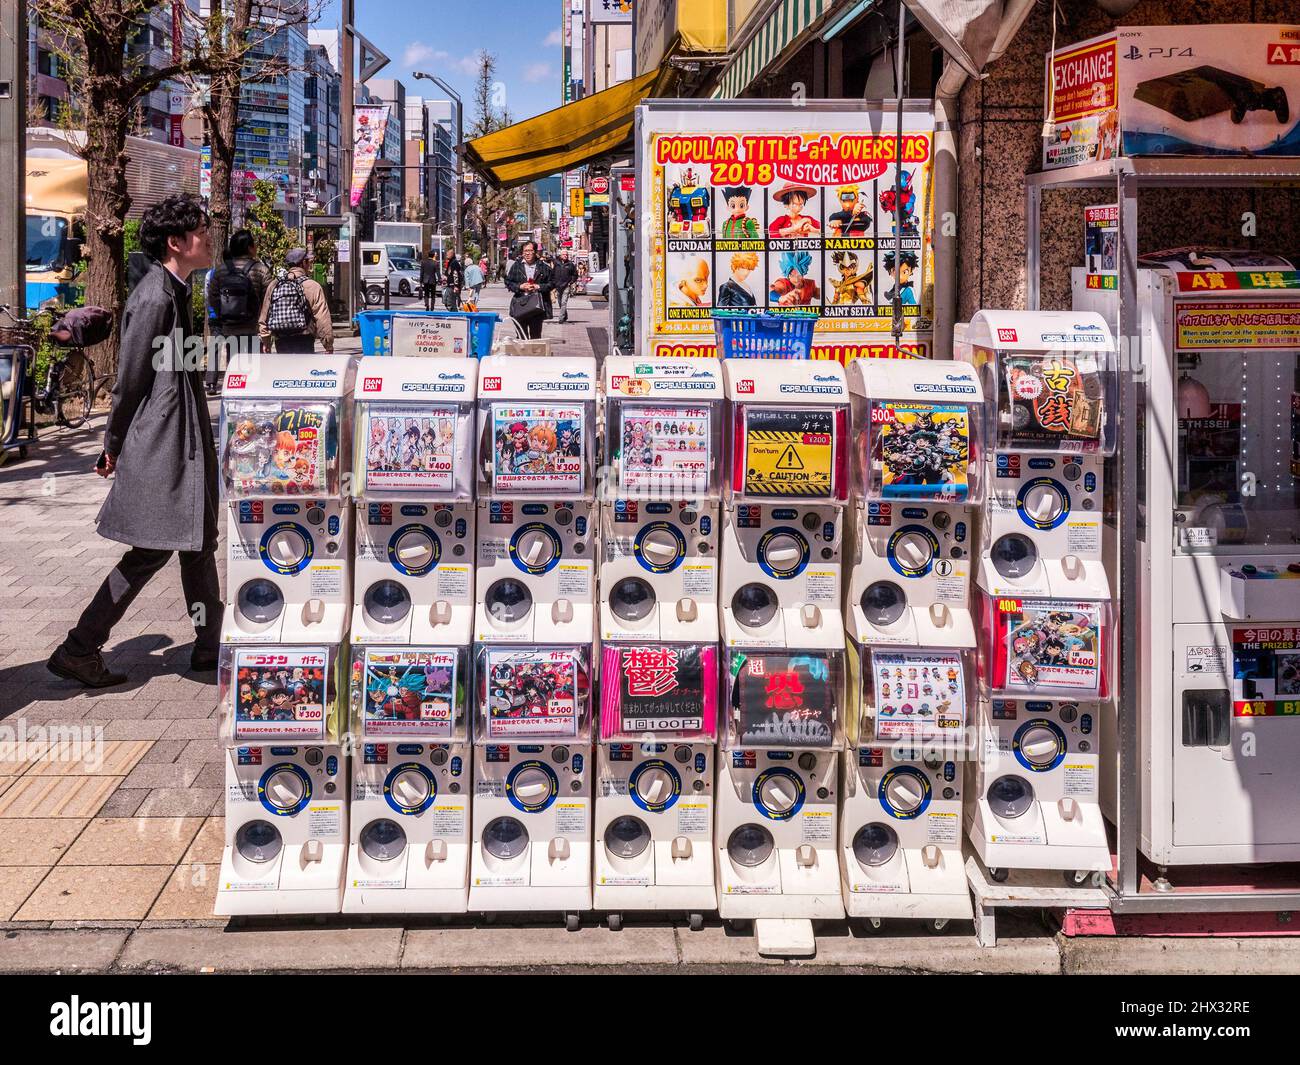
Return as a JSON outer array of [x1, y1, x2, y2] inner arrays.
[[402, 42, 435, 67], [401, 43, 482, 78], [544, 28, 562, 47], [523, 62, 553, 84]]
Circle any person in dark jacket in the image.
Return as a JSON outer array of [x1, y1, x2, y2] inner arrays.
[[551, 249, 578, 323], [419, 252, 441, 310], [443, 253, 464, 311], [206, 229, 272, 393], [47, 195, 221, 688], [505, 241, 552, 339]]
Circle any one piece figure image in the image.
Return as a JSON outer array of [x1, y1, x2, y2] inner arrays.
[[768, 182, 820, 238]]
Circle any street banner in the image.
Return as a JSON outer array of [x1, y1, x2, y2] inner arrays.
[[350, 106, 390, 208]]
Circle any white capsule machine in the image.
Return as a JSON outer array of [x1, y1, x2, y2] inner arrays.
[[840, 358, 983, 926], [468, 645, 594, 924], [959, 311, 1117, 883], [350, 356, 477, 647], [219, 354, 355, 646], [215, 646, 348, 914], [473, 355, 598, 644], [1074, 257, 1300, 869], [343, 645, 471, 912]]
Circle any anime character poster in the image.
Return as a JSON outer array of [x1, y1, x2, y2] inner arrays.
[[600, 644, 717, 738], [232, 647, 329, 740], [363, 405, 458, 492], [223, 402, 332, 496], [618, 405, 711, 494], [1231, 628, 1300, 717], [1001, 601, 1104, 694], [875, 402, 970, 501], [484, 649, 584, 739], [731, 652, 838, 746], [491, 405, 585, 493], [357, 648, 459, 738], [1002, 355, 1105, 451], [742, 407, 836, 498], [871, 650, 966, 741]]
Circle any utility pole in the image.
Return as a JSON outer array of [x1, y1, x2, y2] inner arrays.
[[411, 71, 462, 259], [340, 0, 356, 323], [0, 0, 27, 311]]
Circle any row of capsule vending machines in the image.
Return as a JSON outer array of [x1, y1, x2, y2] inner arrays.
[[212, 317, 1119, 941]]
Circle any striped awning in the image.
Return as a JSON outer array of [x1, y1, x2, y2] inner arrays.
[[715, 0, 834, 100]]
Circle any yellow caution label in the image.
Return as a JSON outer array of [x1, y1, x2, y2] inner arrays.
[[744, 408, 835, 497]]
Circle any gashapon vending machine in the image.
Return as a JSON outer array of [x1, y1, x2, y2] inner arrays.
[[469, 356, 599, 922], [840, 359, 984, 926], [215, 353, 356, 914], [958, 311, 1117, 884], [715, 360, 850, 949], [343, 356, 478, 913], [1074, 258, 1300, 867], [594, 356, 725, 923]]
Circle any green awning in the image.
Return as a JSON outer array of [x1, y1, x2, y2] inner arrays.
[[715, 0, 834, 99]]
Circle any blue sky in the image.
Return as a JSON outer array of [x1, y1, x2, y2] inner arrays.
[[322, 0, 567, 125]]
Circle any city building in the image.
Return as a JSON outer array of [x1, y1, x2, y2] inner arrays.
[[365, 77, 407, 222], [304, 42, 341, 215], [235, 23, 309, 229]]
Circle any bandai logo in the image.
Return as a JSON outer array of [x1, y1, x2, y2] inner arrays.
[[482, 376, 501, 391], [611, 375, 628, 391], [227, 374, 247, 389], [363, 377, 382, 392], [996, 328, 1018, 343], [736, 379, 755, 394]]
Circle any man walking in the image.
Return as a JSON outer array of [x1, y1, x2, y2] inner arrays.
[[207, 228, 271, 392], [419, 250, 441, 311], [442, 252, 464, 311], [47, 195, 222, 687], [462, 258, 485, 309], [259, 248, 334, 354], [552, 249, 578, 324]]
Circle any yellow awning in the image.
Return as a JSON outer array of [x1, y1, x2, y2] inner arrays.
[[465, 70, 658, 190]]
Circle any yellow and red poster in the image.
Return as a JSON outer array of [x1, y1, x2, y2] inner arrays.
[[637, 102, 934, 365], [1175, 300, 1300, 350]]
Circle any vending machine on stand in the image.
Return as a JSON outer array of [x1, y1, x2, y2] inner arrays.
[[715, 359, 850, 953], [839, 358, 984, 927], [1073, 256, 1300, 869], [214, 353, 357, 915], [343, 356, 478, 913], [593, 356, 725, 924], [957, 311, 1117, 884], [469, 356, 599, 923]]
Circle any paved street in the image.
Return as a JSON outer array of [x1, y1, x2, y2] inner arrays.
[[0, 283, 1297, 972]]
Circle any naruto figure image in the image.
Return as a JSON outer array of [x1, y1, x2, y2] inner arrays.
[[828, 184, 871, 237]]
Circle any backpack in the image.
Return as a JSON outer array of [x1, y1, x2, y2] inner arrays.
[[266, 274, 310, 337], [214, 260, 258, 324]]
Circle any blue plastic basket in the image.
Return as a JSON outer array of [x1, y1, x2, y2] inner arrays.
[[712, 311, 818, 359], [355, 310, 500, 357]]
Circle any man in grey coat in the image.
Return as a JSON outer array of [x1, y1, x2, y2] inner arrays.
[[47, 196, 222, 688]]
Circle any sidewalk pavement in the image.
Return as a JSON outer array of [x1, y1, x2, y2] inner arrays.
[[2, 285, 1298, 972]]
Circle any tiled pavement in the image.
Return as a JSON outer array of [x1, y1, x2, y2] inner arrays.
[[0, 284, 606, 927]]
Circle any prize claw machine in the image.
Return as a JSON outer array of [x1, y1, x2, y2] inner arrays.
[[1075, 259, 1300, 868], [215, 354, 356, 915], [958, 311, 1117, 884], [840, 358, 984, 926]]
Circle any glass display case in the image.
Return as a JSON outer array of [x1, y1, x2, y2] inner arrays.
[[598, 643, 718, 742], [473, 645, 593, 743], [218, 644, 344, 744], [720, 649, 844, 750], [976, 592, 1113, 700], [349, 645, 469, 742], [220, 401, 343, 499]]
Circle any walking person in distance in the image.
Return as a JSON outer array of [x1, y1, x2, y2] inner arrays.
[[206, 228, 271, 392], [259, 247, 334, 354], [505, 240, 552, 340], [420, 250, 441, 311]]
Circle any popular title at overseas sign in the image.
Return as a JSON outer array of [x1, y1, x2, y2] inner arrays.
[[638, 103, 936, 365]]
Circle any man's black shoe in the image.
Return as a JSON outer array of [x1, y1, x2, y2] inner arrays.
[[189, 647, 220, 673], [46, 645, 128, 689]]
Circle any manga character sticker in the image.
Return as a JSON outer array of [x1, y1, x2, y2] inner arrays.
[[731, 652, 837, 747], [618, 405, 711, 494], [1003, 355, 1105, 451], [1002, 601, 1103, 694], [484, 649, 584, 739], [491, 405, 585, 494], [363, 404, 459, 492], [232, 647, 329, 740], [742, 407, 836, 498], [357, 648, 459, 739], [871, 649, 966, 741], [223, 402, 332, 496], [600, 644, 717, 739], [874, 402, 970, 501]]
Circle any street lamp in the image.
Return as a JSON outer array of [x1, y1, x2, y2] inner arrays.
[[411, 71, 464, 259]]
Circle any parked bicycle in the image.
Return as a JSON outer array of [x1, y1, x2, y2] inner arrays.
[[0, 304, 113, 461]]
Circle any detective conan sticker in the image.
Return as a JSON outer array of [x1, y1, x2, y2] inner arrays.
[[233, 647, 329, 740], [491, 405, 585, 493], [875, 401, 970, 501], [619, 405, 711, 494], [742, 407, 835, 497], [730, 651, 837, 746], [363, 405, 458, 493], [484, 649, 584, 739], [357, 648, 459, 738], [871, 649, 966, 741], [224, 403, 332, 495]]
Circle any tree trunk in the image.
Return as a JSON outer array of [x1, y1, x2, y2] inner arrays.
[[82, 67, 132, 377], [204, 0, 252, 261]]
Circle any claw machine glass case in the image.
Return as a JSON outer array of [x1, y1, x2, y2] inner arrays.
[[1073, 257, 1300, 865]]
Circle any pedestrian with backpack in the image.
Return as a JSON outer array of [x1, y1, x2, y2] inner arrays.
[[206, 229, 271, 392], [259, 247, 334, 354]]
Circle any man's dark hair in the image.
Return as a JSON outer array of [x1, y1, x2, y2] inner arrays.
[[139, 195, 209, 262], [226, 228, 256, 259]]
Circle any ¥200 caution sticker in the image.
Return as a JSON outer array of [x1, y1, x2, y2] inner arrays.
[[744, 408, 835, 497]]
